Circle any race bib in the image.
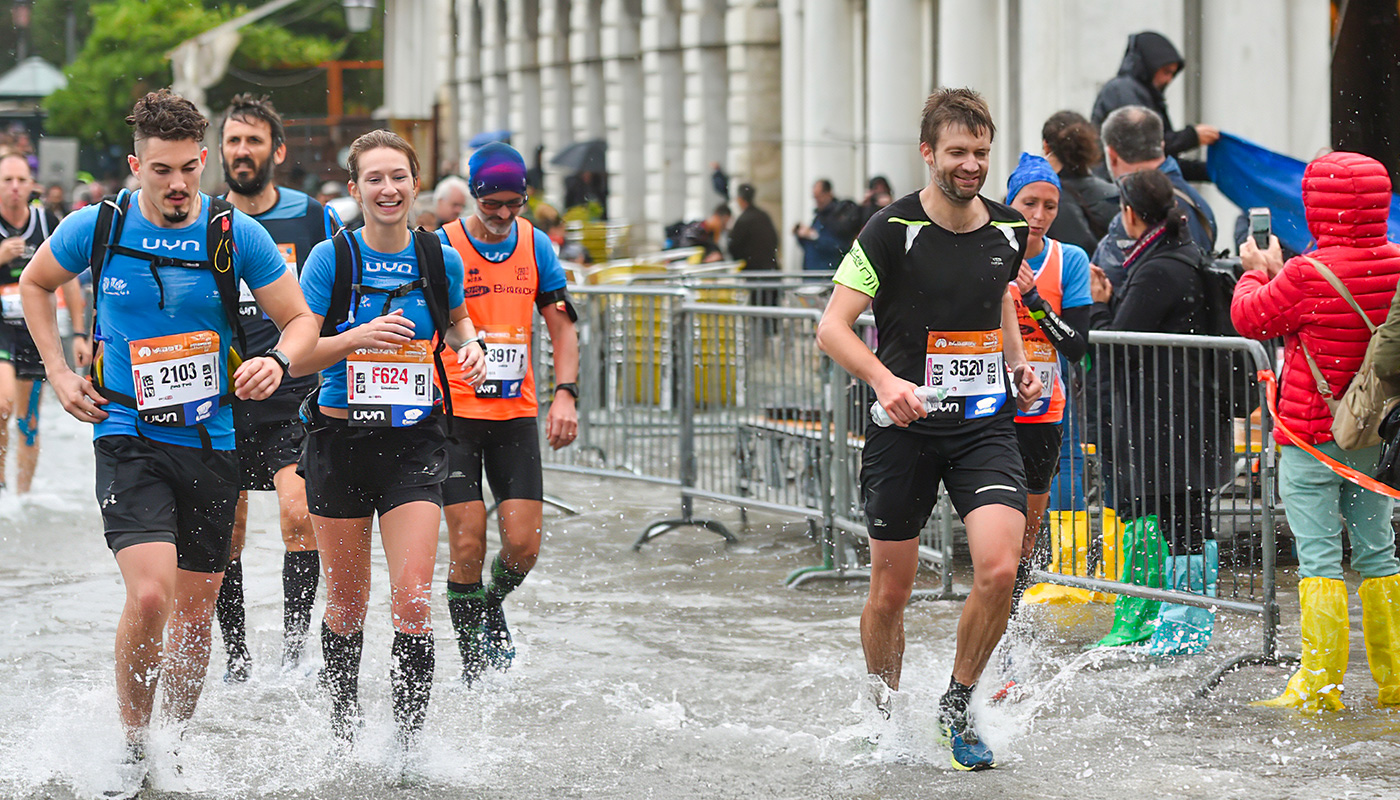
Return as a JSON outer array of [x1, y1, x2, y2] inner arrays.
[[239, 247, 296, 319], [0, 284, 20, 321], [1019, 338, 1059, 417], [129, 330, 222, 426], [924, 330, 1007, 419], [475, 324, 530, 399], [346, 339, 434, 427]]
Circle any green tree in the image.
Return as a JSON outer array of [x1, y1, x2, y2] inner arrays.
[[43, 0, 342, 150]]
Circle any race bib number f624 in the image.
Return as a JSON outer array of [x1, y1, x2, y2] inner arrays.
[[129, 330, 221, 426], [346, 339, 434, 427], [475, 324, 530, 399], [925, 330, 1007, 419], [1018, 338, 1058, 417]]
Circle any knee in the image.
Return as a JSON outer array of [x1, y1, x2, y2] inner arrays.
[[866, 578, 913, 618], [128, 582, 174, 624], [974, 553, 1019, 598], [503, 536, 540, 567]]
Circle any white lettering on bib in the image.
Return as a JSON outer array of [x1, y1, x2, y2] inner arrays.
[[477, 324, 530, 399], [924, 330, 1007, 419], [346, 339, 434, 427], [129, 330, 221, 426], [1021, 338, 1058, 417]]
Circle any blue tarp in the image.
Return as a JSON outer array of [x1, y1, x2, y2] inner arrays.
[[1208, 132, 1400, 254]]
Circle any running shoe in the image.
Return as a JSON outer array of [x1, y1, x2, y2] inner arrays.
[[483, 603, 515, 672], [937, 708, 995, 771], [459, 623, 489, 686], [102, 741, 148, 799], [224, 649, 251, 684]]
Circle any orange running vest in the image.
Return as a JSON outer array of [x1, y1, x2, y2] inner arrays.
[[441, 217, 543, 421], [1012, 238, 1066, 424]]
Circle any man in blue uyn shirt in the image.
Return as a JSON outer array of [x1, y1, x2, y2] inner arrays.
[[18, 89, 318, 795]]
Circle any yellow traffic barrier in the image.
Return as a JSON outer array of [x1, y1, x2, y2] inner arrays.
[[1022, 508, 1124, 604]]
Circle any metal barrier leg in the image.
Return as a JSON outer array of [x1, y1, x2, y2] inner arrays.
[[1197, 652, 1301, 697], [485, 493, 581, 518], [786, 519, 870, 587], [634, 495, 738, 550]]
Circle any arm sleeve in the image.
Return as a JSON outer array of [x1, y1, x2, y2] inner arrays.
[[443, 247, 466, 307], [233, 210, 288, 291], [1230, 261, 1309, 340], [45, 204, 101, 274], [298, 240, 335, 317], [533, 228, 568, 293], [1373, 287, 1400, 380], [832, 224, 888, 297], [1164, 125, 1202, 157], [1024, 296, 1091, 362]]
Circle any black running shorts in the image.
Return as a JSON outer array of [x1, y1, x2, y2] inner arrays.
[[861, 419, 1028, 542], [236, 417, 306, 492], [300, 412, 447, 519], [1014, 422, 1063, 495], [442, 416, 544, 506], [94, 435, 240, 573], [0, 323, 46, 380]]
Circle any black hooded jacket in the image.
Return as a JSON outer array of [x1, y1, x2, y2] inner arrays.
[[1090, 32, 1200, 159]]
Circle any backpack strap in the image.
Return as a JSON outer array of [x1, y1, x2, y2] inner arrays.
[[204, 196, 247, 358], [1172, 188, 1216, 243], [1297, 255, 1378, 413], [322, 230, 357, 336], [411, 227, 454, 418]]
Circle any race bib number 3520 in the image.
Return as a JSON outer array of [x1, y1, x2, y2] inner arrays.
[[925, 329, 1007, 419]]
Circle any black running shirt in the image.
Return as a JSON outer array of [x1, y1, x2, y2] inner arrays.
[[834, 191, 1029, 431], [0, 206, 59, 328]]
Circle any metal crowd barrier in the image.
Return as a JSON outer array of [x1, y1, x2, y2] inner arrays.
[[530, 288, 1291, 682], [1022, 331, 1292, 689]]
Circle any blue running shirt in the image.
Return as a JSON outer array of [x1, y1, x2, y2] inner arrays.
[[47, 192, 287, 449]]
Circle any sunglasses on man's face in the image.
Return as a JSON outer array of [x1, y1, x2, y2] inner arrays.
[[478, 197, 526, 211]]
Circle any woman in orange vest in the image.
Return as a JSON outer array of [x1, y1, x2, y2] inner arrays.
[[1003, 153, 1094, 614]]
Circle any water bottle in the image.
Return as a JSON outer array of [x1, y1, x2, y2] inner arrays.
[[870, 386, 950, 427]]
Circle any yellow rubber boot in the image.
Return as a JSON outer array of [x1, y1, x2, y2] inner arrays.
[[1358, 574, 1400, 708], [1023, 511, 1094, 604], [1253, 577, 1348, 712]]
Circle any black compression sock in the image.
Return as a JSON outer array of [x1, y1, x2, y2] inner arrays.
[[447, 581, 486, 667], [216, 559, 247, 661], [391, 631, 435, 743], [940, 677, 975, 722], [485, 556, 528, 607], [282, 550, 320, 663], [321, 623, 364, 741], [1009, 560, 1033, 620]]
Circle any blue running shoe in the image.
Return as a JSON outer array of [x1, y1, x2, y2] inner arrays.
[[483, 603, 515, 671], [938, 710, 995, 771]]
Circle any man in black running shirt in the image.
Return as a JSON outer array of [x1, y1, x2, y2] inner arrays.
[[817, 88, 1039, 771]]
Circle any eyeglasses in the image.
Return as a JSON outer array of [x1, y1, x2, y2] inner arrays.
[[478, 197, 526, 211]]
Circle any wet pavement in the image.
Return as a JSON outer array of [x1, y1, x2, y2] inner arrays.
[[1, 405, 1398, 799]]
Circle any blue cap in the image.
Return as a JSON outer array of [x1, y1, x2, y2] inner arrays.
[[468, 142, 528, 198], [1005, 152, 1061, 204]]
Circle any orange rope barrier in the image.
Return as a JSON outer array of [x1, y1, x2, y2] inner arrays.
[[1258, 369, 1400, 499]]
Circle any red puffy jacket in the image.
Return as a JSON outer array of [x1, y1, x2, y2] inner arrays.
[[1231, 151, 1400, 446]]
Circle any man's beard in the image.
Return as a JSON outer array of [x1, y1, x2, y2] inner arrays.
[[224, 157, 274, 196], [478, 211, 513, 236], [932, 165, 982, 205], [163, 209, 190, 223]]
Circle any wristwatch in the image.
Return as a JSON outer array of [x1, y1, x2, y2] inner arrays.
[[554, 382, 579, 400], [265, 348, 291, 376]]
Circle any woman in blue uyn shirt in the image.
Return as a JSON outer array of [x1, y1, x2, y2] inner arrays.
[[298, 130, 486, 746]]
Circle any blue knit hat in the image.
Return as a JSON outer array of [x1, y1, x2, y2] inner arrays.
[[1005, 152, 1061, 204], [468, 142, 528, 198]]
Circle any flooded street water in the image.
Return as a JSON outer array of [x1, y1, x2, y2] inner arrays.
[[2, 406, 1400, 799]]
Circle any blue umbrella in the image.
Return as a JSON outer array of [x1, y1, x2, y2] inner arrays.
[[468, 129, 512, 148]]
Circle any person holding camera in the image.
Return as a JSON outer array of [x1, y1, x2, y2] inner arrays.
[[1232, 151, 1400, 712]]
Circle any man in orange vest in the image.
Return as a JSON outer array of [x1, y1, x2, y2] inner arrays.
[[436, 143, 580, 684]]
